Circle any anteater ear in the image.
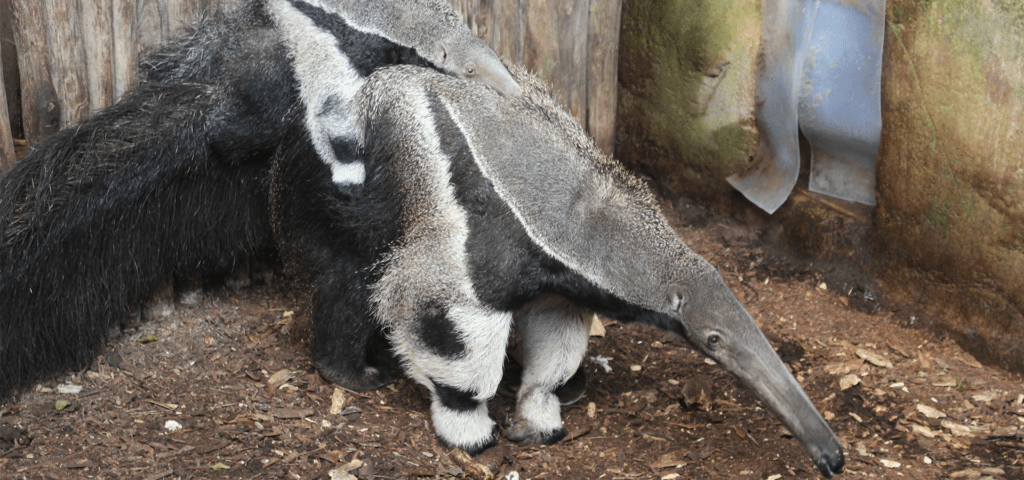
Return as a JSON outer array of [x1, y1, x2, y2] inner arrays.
[[669, 290, 688, 314], [267, 0, 367, 186], [435, 41, 449, 65]]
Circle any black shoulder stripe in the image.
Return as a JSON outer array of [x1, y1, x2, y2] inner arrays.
[[286, 0, 432, 76], [426, 92, 494, 214], [425, 91, 542, 312], [415, 302, 467, 359]]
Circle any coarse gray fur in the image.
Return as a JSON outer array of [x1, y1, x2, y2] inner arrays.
[[346, 64, 844, 476], [144, 0, 517, 187], [146, 0, 518, 93]]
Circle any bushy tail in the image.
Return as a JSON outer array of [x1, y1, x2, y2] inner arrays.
[[0, 84, 274, 400]]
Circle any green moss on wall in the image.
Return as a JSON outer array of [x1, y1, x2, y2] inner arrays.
[[616, 0, 1024, 371], [616, 0, 759, 206], [878, 0, 1024, 370]]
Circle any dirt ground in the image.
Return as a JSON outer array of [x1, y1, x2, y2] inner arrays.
[[2, 195, 1022, 480]]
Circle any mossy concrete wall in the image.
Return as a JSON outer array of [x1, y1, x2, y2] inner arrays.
[[616, 0, 760, 209], [877, 0, 1024, 370], [617, 0, 1024, 371]]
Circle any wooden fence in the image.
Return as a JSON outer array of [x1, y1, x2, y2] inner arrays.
[[449, 0, 622, 155], [0, 0, 621, 171]]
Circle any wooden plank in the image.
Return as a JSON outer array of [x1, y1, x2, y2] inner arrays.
[[166, 0, 195, 37], [0, 59, 14, 171], [112, 0, 138, 100], [137, 0, 165, 53], [81, 0, 115, 112], [1, 0, 23, 139], [11, 0, 61, 144], [44, 0, 91, 128], [444, 0, 525, 71], [586, 0, 622, 156], [523, 0, 590, 123], [491, 0, 528, 66], [448, 0, 495, 46], [450, 0, 522, 66], [452, 0, 613, 131]]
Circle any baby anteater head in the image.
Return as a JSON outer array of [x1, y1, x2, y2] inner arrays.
[[277, 0, 519, 95]]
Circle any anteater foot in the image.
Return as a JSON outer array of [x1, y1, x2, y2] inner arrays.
[[317, 362, 393, 391], [504, 419, 567, 445], [501, 357, 588, 406], [445, 433, 497, 456], [177, 275, 204, 306], [432, 402, 497, 455], [143, 276, 175, 319]]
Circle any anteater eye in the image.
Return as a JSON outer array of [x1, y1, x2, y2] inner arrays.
[[465, 65, 476, 76], [706, 334, 722, 349]]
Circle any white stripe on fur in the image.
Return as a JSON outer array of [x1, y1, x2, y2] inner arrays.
[[430, 400, 494, 451], [268, 0, 366, 185], [329, 160, 365, 185]]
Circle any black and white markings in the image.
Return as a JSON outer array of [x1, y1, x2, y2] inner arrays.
[[335, 65, 843, 476], [268, 0, 519, 188], [268, 0, 368, 186], [414, 303, 467, 359], [0, 0, 524, 447], [360, 82, 512, 452]]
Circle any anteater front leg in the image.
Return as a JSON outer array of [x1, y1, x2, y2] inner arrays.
[[311, 257, 394, 391], [505, 295, 589, 445], [391, 302, 513, 454]]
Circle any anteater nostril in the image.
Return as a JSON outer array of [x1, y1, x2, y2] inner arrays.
[[816, 449, 845, 478]]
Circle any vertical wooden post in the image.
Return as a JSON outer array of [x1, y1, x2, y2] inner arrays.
[[166, 0, 195, 36], [523, 0, 591, 123], [12, 0, 61, 145], [448, 0, 486, 42], [450, 0, 521, 63], [44, 0, 90, 129], [112, 0, 138, 100], [491, 0, 528, 66], [81, 0, 115, 113], [1, 0, 23, 141], [586, 0, 622, 156], [0, 59, 14, 171], [137, 0, 164, 53]]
